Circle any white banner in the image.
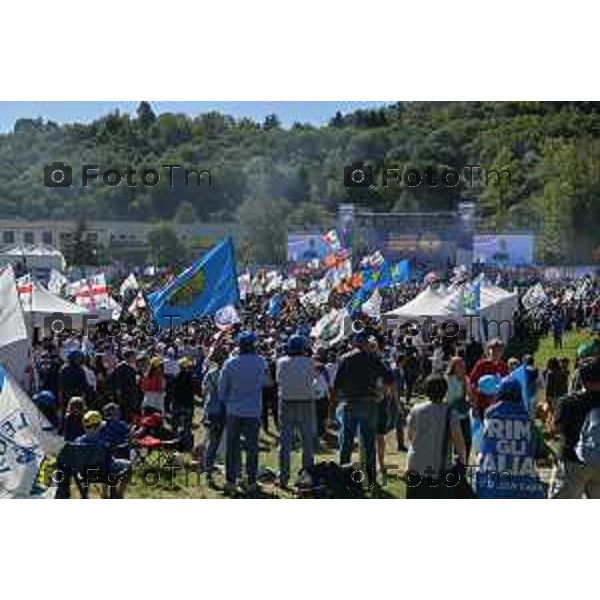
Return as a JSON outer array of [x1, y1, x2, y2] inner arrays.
[[0, 364, 63, 498]]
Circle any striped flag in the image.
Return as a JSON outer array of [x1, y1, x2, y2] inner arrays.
[[323, 229, 341, 252], [16, 274, 33, 310]]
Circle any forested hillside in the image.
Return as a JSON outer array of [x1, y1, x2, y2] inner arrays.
[[1, 101, 599, 263]]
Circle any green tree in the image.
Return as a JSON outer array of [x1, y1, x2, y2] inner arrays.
[[236, 197, 291, 263], [478, 147, 521, 230], [534, 179, 572, 264], [147, 222, 189, 266], [137, 101, 156, 129], [63, 219, 100, 266], [174, 200, 197, 223], [287, 202, 334, 230], [263, 113, 281, 131]]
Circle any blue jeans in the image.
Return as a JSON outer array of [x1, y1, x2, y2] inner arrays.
[[279, 401, 315, 485], [337, 401, 378, 486], [203, 412, 226, 473], [225, 415, 260, 485]]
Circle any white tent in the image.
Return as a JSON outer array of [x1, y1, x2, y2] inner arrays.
[[383, 283, 518, 342], [23, 280, 90, 330], [0, 244, 66, 272]]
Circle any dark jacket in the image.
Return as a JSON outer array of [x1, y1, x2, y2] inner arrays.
[[554, 390, 600, 462], [334, 349, 393, 402]]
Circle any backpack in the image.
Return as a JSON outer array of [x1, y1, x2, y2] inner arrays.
[[575, 406, 600, 469]]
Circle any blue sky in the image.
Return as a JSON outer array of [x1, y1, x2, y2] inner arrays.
[[0, 101, 391, 132]]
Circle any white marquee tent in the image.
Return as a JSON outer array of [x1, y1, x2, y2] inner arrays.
[[22, 280, 90, 330], [383, 283, 518, 342], [0, 244, 66, 272]]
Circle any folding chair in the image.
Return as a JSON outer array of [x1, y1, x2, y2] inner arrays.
[[130, 413, 180, 469]]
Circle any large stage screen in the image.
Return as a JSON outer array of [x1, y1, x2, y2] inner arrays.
[[474, 233, 534, 265], [287, 233, 329, 262]]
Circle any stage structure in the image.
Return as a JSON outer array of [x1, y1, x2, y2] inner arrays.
[[338, 202, 475, 268]]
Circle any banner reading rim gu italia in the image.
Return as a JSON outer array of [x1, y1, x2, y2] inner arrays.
[[475, 401, 546, 499], [147, 238, 239, 328]]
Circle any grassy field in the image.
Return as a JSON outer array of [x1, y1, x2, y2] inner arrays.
[[125, 427, 407, 499], [532, 328, 591, 369], [121, 327, 595, 499]]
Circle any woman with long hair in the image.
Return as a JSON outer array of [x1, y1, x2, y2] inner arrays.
[[445, 356, 472, 461]]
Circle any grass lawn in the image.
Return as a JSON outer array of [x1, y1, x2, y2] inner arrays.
[[126, 426, 408, 499], [532, 327, 592, 369]]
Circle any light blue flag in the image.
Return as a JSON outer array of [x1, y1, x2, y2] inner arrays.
[[148, 238, 239, 327], [509, 364, 537, 416], [463, 277, 481, 316], [390, 259, 411, 285], [267, 293, 284, 318]]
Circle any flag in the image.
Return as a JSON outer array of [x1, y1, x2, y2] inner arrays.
[[147, 238, 239, 326], [16, 274, 33, 310], [0, 268, 28, 347], [463, 276, 482, 316], [119, 273, 140, 297], [238, 272, 252, 299], [509, 364, 538, 416], [89, 273, 109, 308], [68, 278, 94, 309], [323, 229, 341, 252], [0, 364, 63, 498], [390, 259, 411, 285], [522, 283, 549, 311], [376, 261, 392, 289], [267, 293, 285, 318], [281, 276, 297, 291], [450, 264, 469, 286], [574, 277, 592, 301], [128, 290, 147, 316], [215, 304, 241, 330], [362, 288, 382, 319], [311, 308, 349, 348], [265, 271, 283, 293], [251, 272, 266, 296], [47, 269, 68, 295], [0, 267, 30, 385], [360, 250, 385, 268]]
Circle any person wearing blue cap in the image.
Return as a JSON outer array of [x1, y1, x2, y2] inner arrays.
[[276, 334, 316, 488], [477, 374, 501, 402], [32, 390, 60, 429], [218, 330, 271, 494]]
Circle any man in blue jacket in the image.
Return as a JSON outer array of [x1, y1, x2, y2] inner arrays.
[[218, 331, 270, 494]]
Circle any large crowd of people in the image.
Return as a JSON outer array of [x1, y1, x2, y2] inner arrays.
[[24, 265, 600, 499]]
